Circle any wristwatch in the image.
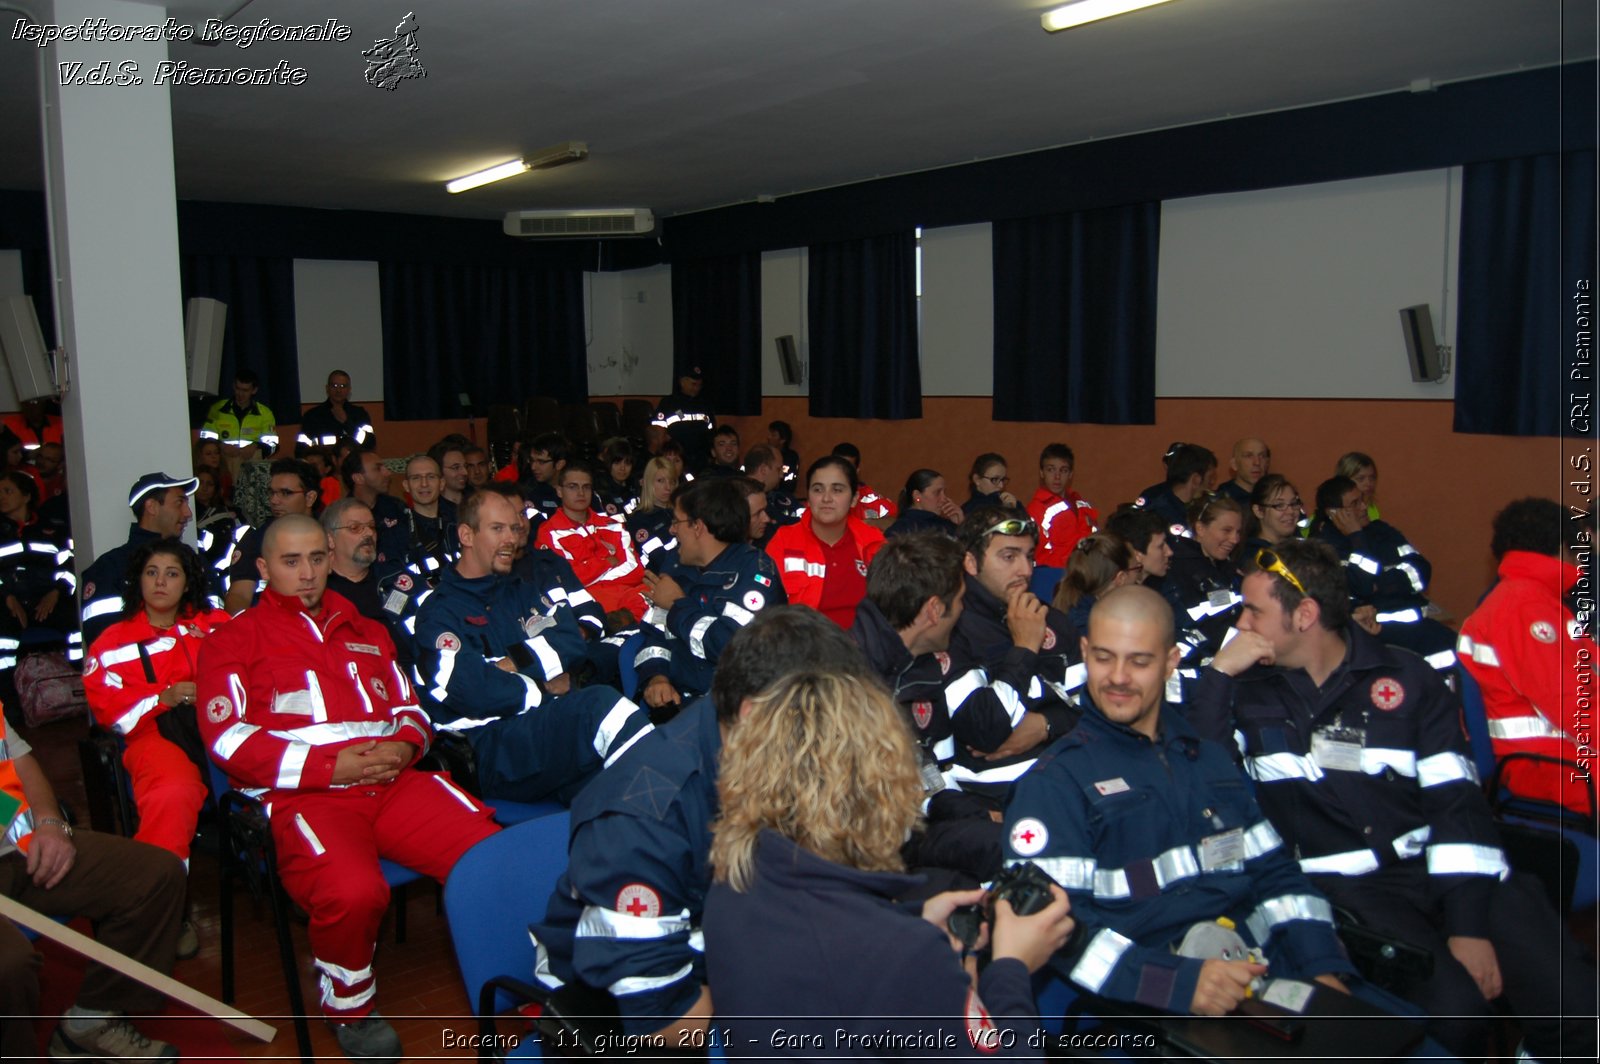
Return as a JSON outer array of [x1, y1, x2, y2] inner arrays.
[[36, 816, 73, 838]]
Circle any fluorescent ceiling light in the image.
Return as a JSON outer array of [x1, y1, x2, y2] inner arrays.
[[1041, 0, 1179, 33], [446, 159, 530, 194], [445, 142, 589, 194]]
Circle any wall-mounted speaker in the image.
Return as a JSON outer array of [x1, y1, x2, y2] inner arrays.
[[1398, 304, 1443, 382], [775, 334, 803, 385], [185, 297, 227, 396], [0, 295, 56, 401]]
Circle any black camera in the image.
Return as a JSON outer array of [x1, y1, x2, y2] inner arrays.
[[947, 861, 1060, 948]]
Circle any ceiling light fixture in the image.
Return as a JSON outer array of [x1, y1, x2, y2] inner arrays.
[[446, 159, 529, 194], [1041, 0, 1179, 33], [445, 141, 589, 194]]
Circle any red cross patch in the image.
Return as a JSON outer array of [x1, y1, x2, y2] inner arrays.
[[1530, 620, 1558, 644], [1370, 677, 1405, 711], [855, 559, 869, 576], [206, 695, 232, 724], [912, 701, 933, 729], [436, 632, 461, 652], [394, 573, 413, 593], [934, 651, 952, 675], [369, 677, 388, 701], [616, 883, 661, 920], [1009, 817, 1048, 856], [82, 581, 95, 602], [965, 989, 999, 1054], [83, 656, 98, 676], [1041, 627, 1056, 650]]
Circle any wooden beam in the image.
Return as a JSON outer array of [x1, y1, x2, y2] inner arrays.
[[0, 893, 276, 1043]]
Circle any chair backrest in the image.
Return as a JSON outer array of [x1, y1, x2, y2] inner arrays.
[[1029, 565, 1063, 604], [590, 401, 622, 440], [1454, 666, 1499, 783], [444, 812, 572, 1014], [620, 399, 655, 438], [616, 630, 647, 700]]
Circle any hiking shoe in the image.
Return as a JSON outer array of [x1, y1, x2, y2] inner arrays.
[[49, 1017, 177, 1061], [176, 919, 199, 960], [329, 1012, 402, 1063]]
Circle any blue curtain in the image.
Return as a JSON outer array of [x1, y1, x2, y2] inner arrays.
[[180, 254, 300, 413], [991, 203, 1160, 424], [671, 252, 762, 415], [1455, 151, 1597, 436], [379, 261, 587, 420], [807, 232, 921, 419]]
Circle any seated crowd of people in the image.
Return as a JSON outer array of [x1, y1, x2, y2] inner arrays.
[[0, 365, 1594, 1063]]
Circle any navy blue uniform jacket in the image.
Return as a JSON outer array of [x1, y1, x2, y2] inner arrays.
[[1187, 626, 1508, 938], [531, 698, 721, 1035], [1005, 701, 1352, 1013]]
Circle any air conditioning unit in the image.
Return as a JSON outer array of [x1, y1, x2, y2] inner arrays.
[[503, 209, 655, 238]]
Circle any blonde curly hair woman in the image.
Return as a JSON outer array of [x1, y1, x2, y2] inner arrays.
[[704, 671, 1074, 1059]]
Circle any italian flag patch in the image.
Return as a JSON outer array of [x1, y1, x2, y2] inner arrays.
[[754, 574, 771, 586]]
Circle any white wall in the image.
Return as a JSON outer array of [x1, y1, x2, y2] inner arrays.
[[920, 223, 993, 396], [294, 259, 385, 401], [760, 247, 808, 397], [1156, 168, 1460, 398], [0, 165, 1468, 413], [0, 249, 26, 411]]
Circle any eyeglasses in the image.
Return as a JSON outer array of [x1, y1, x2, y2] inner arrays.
[[979, 473, 1010, 486], [1263, 498, 1303, 512], [1254, 548, 1306, 595], [335, 522, 377, 535], [981, 516, 1037, 538], [269, 488, 306, 499], [328, 382, 351, 390]]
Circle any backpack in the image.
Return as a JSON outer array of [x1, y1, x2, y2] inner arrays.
[[17, 651, 88, 727]]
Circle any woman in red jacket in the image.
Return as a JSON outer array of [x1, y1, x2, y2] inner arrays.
[[85, 539, 230, 867], [765, 456, 885, 626]]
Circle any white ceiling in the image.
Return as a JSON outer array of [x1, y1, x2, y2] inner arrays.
[[0, 0, 1592, 221]]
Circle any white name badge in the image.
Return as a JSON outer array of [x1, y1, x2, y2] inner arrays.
[[1311, 728, 1366, 772], [1199, 828, 1245, 871]]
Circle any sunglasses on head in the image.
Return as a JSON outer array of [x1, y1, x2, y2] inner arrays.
[[1254, 548, 1306, 595], [982, 516, 1037, 538]]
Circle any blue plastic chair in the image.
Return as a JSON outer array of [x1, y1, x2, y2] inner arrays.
[[617, 629, 647, 700], [445, 811, 571, 1061], [485, 797, 566, 826], [1030, 565, 1064, 603], [1455, 669, 1597, 911]]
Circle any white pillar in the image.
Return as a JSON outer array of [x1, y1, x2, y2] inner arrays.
[[41, 0, 192, 563]]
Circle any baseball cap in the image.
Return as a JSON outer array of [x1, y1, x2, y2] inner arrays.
[[128, 472, 199, 508], [683, 365, 704, 380]]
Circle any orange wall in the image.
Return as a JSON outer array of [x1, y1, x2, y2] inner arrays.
[[299, 397, 1575, 622]]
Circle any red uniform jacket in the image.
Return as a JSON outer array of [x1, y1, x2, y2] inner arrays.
[[85, 607, 231, 740], [851, 483, 898, 523], [765, 513, 884, 612], [1457, 550, 1596, 815], [196, 587, 431, 796], [1028, 487, 1100, 569], [533, 508, 647, 617]]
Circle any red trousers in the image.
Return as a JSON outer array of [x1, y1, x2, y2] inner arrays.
[[267, 771, 498, 1018], [122, 733, 208, 862]]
